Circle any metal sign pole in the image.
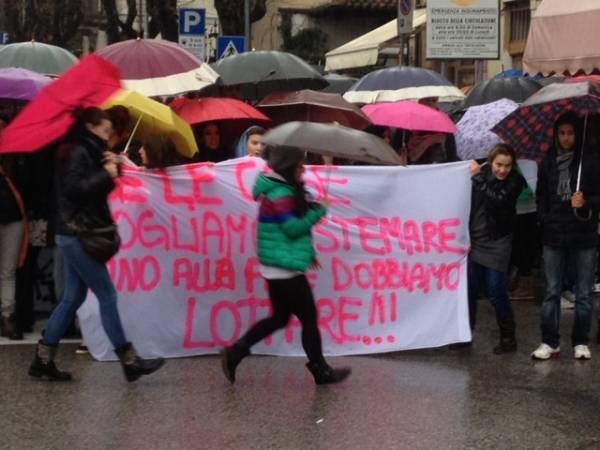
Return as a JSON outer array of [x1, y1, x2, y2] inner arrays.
[[244, 0, 251, 51]]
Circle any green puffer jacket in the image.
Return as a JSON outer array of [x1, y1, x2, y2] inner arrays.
[[253, 173, 326, 272]]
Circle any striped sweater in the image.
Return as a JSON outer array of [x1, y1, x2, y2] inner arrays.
[[253, 173, 326, 272]]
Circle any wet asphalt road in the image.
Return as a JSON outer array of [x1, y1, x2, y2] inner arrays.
[[2, 301, 600, 450]]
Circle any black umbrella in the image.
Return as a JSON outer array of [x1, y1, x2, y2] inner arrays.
[[210, 51, 328, 101], [257, 90, 372, 129], [537, 75, 566, 87], [262, 121, 402, 165], [321, 73, 358, 94], [463, 77, 542, 108], [344, 66, 464, 104]]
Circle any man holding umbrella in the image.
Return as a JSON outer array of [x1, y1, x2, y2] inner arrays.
[[532, 112, 600, 360]]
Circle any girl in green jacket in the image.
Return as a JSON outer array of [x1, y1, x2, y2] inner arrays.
[[220, 146, 351, 385]]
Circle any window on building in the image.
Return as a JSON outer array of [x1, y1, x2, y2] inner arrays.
[[84, 0, 102, 13], [510, 7, 530, 42]]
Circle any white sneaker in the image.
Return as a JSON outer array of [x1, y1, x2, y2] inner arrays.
[[593, 283, 600, 293], [562, 290, 576, 302], [531, 343, 560, 360], [560, 296, 575, 310], [574, 345, 591, 360]]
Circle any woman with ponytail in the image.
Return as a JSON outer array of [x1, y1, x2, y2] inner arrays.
[[220, 146, 351, 385]]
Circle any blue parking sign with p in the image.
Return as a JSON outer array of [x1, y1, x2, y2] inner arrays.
[[179, 9, 205, 35]]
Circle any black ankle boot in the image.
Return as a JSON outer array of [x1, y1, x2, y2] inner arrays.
[[494, 311, 517, 354], [115, 343, 165, 383], [220, 343, 250, 384], [0, 317, 6, 337], [449, 341, 473, 350], [306, 361, 351, 385], [5, 314, 23, 341], [493, 337, 517, 354], [28, 341, 72, 381]]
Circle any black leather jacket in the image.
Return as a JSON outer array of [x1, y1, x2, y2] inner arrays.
[[55, 131, 116, 235], [470, 163, 526, 240]]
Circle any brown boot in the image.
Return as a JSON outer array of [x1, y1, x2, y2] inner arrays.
[[510, 276, 535, 301], [507, 266, 520, 292], [115, 343, 165, 383], [28, 341, 72, 381]]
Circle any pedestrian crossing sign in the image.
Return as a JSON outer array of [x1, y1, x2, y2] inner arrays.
[[217, 36, 246, 60]]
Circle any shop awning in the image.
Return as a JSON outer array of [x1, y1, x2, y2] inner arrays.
[[325, 9, 426, 72], [523, 0, 600, 75]]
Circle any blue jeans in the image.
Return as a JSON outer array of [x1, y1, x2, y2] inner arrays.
[[541, 246, 596, 348], [43, 235, 128, 349], [468, 259, 512, 330]]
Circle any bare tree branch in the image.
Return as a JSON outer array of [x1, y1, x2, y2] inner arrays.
[[214, 0, 267, 36], [1, 0, 82, 46]]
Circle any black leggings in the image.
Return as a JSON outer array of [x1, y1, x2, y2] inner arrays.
[[238, 275, 324, 364]]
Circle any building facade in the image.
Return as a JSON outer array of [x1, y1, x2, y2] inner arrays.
[[440, 0, 542, 86], [251, 0, 396, 61]]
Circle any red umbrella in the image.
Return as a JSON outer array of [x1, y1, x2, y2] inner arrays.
[[257, 89, 371, 129], [172, 97, 270, 149], [564, 75, 600, 85], [168, 97, 192, 111], [0, 54, 121, 153], [172, 97, 269, 125]]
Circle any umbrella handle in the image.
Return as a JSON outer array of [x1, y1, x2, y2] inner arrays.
[[575, 112, 589, 191], [124, 114, 144, 155], [324, 160, 332, 200]]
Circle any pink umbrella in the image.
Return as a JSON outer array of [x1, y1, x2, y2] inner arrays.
[[362, 101, 457, 134], [96, 38, 219, 97]]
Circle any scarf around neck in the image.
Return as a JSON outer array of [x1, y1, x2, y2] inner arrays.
[[556, 147, 574, 201]]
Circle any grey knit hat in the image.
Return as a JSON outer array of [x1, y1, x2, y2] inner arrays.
[[266, 146, 305, 173]]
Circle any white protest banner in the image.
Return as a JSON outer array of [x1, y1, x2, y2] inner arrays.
[[78, 158, 472, 360]]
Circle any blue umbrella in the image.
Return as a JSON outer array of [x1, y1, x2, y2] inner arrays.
[[343, 66, 464, 104], [456, 98, 518, 160], [494, 69, 525, 78], [494, 69, 545, 81]]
